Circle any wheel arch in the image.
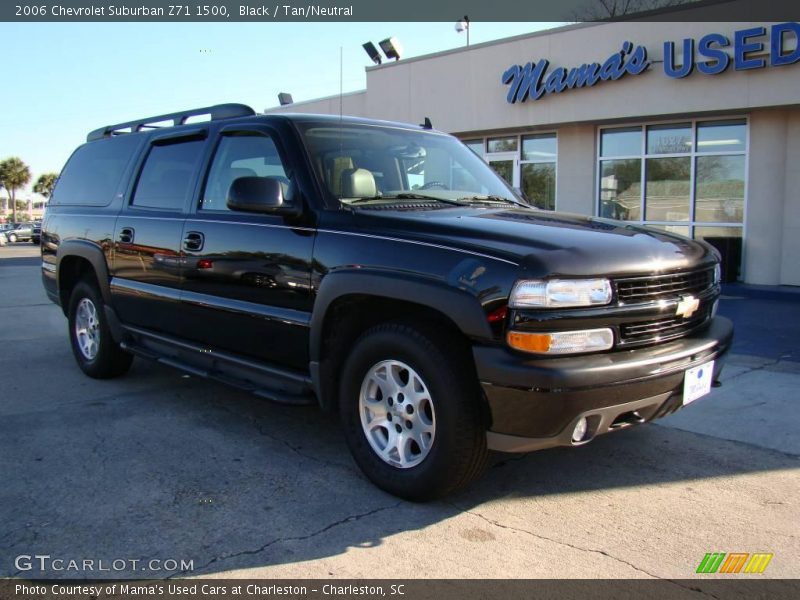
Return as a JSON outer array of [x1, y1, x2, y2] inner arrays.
[[309, 271, 492, 411], [56, 240, 112, 315]]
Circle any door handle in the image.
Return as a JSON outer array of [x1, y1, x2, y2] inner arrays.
[[183, 231, 205, 251], [118, 227, 134, 244]]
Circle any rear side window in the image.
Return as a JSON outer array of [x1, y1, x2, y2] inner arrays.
[[132, 139, 205, 210], [50, 136, 140, 206]]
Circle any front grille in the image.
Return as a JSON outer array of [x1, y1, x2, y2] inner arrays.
[[615, 268, 714, 303], [619, 304, 712, 346], [614, 267, 717, 347]]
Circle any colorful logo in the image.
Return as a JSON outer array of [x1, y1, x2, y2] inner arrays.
[[696, 552, 773, 574]]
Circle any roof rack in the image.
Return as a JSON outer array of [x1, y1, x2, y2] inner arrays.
[[86, 103, 256, 142]]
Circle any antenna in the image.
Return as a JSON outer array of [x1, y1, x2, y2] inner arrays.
[[339, 46, 344, 161]]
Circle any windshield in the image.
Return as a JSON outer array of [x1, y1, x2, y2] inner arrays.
[[297, 121, 525, 207]]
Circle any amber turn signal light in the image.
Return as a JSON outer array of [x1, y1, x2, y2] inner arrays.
[[507, 331, 552, 353]]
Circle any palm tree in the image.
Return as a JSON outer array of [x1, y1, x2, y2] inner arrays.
[[33, 172, 59, 198], [0, 157, 32, 224], [34, 172, 59, 215]]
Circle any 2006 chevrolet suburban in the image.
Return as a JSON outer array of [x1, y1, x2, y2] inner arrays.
[[41, 103, 733, 500]]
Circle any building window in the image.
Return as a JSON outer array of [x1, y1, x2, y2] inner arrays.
[[601, 127, 641, 157], [486, 136, 517, 153], [645, 157, 690, 222], [600, 158, 641, 220], [521, 133, 557, 211], [463, 139, 484, 156], [460, 133, 558, 210], [597, 118, 746, 277]]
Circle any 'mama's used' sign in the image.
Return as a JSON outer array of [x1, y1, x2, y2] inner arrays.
[[502, 22, 800, 104]]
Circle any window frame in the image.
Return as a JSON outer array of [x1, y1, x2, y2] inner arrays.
[[595, 115, 748, 240], [460, 131, 559, 210], [198, 126, 293, 214], [50, 135, 143, 207], [127, 128, 209, 214], [520, 132, 558, 211]]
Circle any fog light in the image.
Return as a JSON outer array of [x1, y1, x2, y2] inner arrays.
[[572, 417, 588, 443]]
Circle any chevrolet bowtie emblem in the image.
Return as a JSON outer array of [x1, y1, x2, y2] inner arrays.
[[676, 295, 700, 318]]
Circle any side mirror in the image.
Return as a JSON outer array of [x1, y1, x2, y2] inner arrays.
[[226, 176, 302, 217]]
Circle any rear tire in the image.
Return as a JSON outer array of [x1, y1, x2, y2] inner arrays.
[[7, 233, 16, 243], [339, 323, 489, 501], [68, 280, 133, 379]]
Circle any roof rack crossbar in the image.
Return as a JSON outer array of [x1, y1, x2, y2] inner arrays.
[[86, 103, 256, 142]]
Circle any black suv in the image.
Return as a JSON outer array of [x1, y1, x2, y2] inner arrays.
[[42, 104, 732, 500]]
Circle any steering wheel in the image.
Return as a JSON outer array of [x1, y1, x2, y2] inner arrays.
[[419, 181, 449, 190]]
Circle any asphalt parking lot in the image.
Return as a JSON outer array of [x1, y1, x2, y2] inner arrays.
[[1, 243, 798, 579]]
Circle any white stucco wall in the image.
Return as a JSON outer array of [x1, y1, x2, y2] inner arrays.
[[746, 110, 787, 284], [780, 111, 800, 285], [552, 123, 596, 215]]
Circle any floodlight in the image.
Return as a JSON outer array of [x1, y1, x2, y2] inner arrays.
[[278, 93, 293, 106], [379, 37, 402, 61], [362, 41, 382, 65]]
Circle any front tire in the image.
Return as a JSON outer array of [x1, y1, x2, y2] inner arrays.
[[68, 280, 133, 379], [7, 233, 16, 243], [339, 323, 489, 501]]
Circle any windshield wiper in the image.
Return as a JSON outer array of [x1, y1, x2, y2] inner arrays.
[[346, 193, 467, 206], [457, 194, 526, 207]]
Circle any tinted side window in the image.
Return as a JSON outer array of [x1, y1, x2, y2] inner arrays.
[[201, 134, 289, 211], [50, 136, 140, 206], [132, 139, 205, 210]]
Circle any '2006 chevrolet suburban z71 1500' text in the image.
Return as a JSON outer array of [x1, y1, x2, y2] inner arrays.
[[41, 104, 732, 500]]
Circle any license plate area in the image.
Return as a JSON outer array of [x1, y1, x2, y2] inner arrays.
[[683, 360, 715, 405]]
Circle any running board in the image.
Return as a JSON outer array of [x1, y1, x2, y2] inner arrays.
[[120, 326, 316, 406]]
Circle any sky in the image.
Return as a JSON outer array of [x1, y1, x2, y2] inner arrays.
[[0, 21, 562, 192]]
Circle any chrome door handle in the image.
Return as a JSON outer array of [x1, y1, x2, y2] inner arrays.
[[183, 231, 204, 251]]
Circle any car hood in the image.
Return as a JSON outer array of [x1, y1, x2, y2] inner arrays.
[[352, 206, 718, 278]]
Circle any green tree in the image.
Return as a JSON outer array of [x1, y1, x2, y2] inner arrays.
[[34, 172, 59, 199], [0, 157, 32, 224]]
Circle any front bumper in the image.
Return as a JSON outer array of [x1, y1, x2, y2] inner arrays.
[[474, 317, 733, 452]]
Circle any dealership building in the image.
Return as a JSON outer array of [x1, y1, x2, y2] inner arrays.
[[267, 18, 800, 286]]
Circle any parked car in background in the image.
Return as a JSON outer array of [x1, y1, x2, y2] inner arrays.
[[0, 224, 14, 245], [3, 222, 35, 243]]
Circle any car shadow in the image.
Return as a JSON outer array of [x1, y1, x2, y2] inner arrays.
[[2, 353, 797, 579]]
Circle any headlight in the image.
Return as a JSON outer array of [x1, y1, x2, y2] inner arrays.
[[507, 328, 614, 355], [713, 263, 722, 285], [509, 278, 612, 308]]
